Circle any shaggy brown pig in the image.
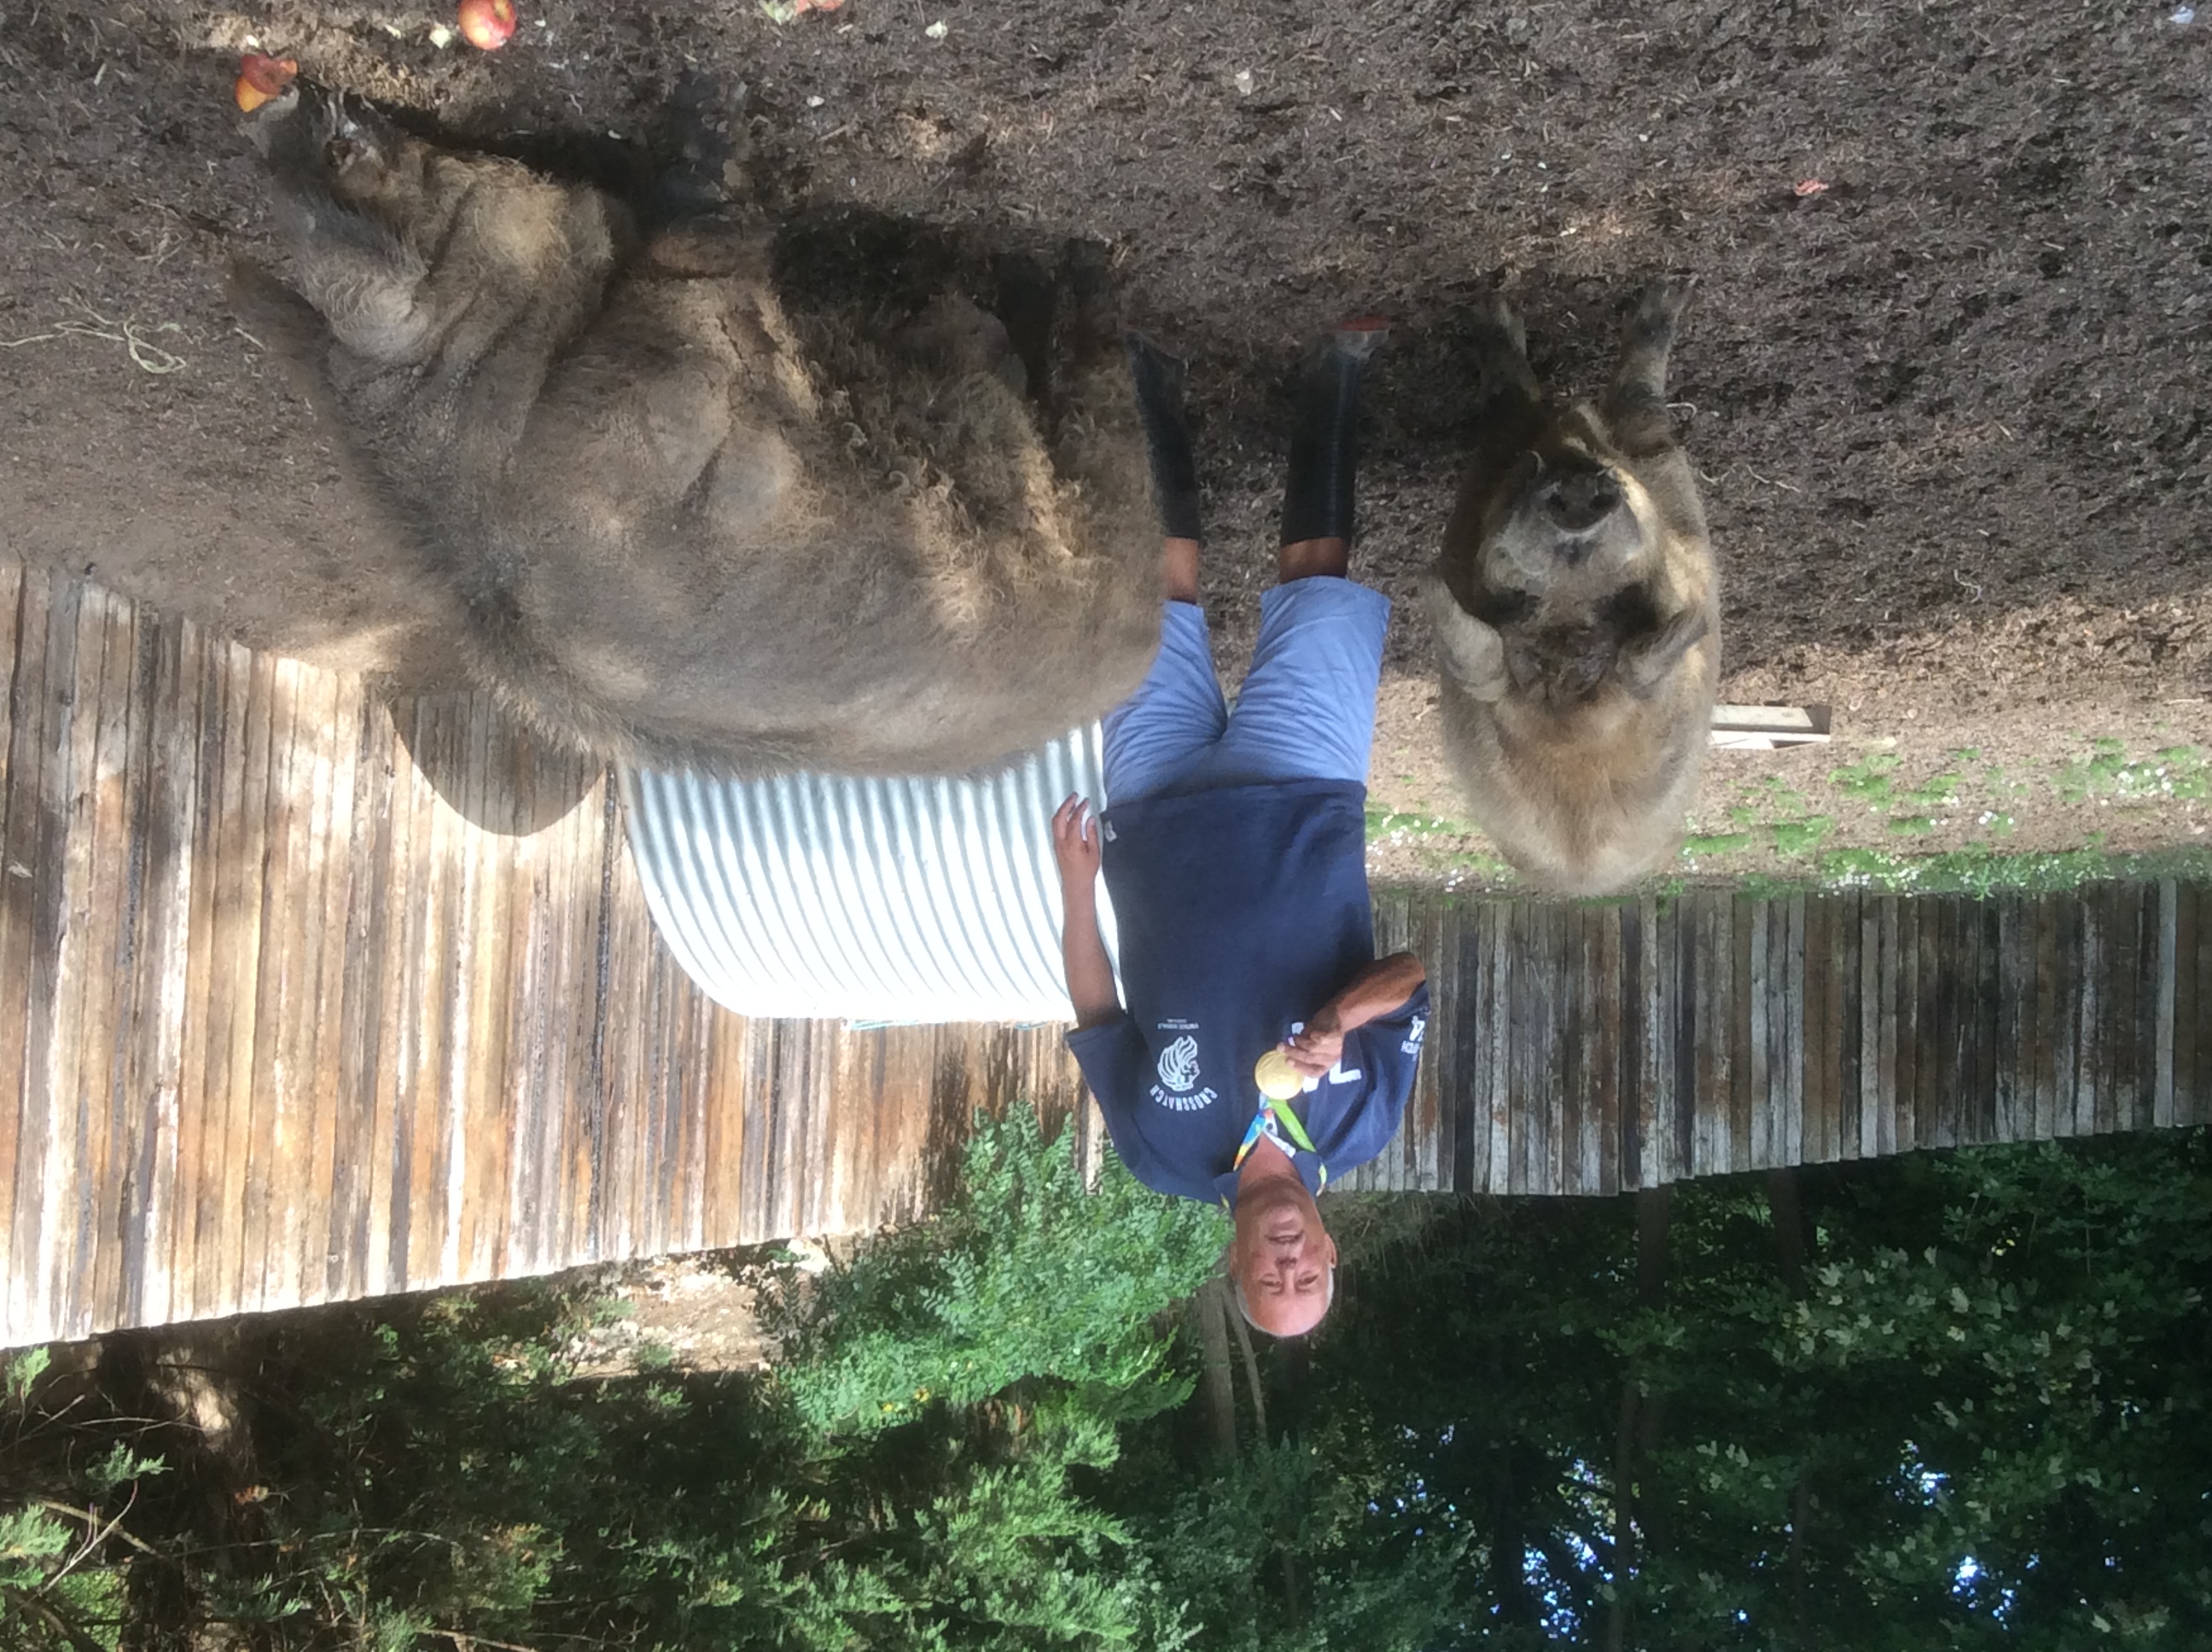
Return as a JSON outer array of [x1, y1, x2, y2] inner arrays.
[[230, 77, 1159, 774], [1423, 281, 1720, 893]]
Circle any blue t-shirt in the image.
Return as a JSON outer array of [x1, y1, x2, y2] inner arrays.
[[1065, 780, 1430, 1205]]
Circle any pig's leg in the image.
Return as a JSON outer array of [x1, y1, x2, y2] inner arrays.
[[246, 88, 439, 364], [992, 251, 1056, 406], [1602, 277, 1692, 457], [651, 72, 750, 223], [1470, 295, 1540, 407]]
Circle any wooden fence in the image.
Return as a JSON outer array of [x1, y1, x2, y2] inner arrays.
[[3, 553, 2205, 1349], [1349, 881, 2209, 1197], [0, 559, 1101, 1350]]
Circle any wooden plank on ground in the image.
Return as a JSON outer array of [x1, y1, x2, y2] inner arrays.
[[46, 585, 119, 1341], [2130, 881, 2161, 1135], [2153, 881, 2178, 1129], [2104, 881, 2139, 1136], [247, 661, 315, 1318], [164, 632, 220, 1333], [1506, 902, 1536, 1195], [2033, 894, 2060, 1140], [1728, 893, 1754, 1174], [451, 707, 509, 1283], [2193, 881, 2212, 1127], [1662, 893, 1690, 1184], [121, 614, 199, 1330], [1935, 897, 1965, 1151], [87, 607, 159, 1342], [1489, 904, 1516, 1196], [294, 677, 360, 1308], [1972, 897, 2001, 1145], [1783, 893, 1807, 1167], [1875, 896, 1901, 1157], [1836, 891, 1865, 1160], [1913, 897, 1943, 1151], [329, 699, 395, 1301], [1994, 896, 2025, 1142], [1801, 894, 1830, 1164], [1591, 903, 1621, 1197], [2075, 889, 2103, 1137], [2185, 884, 2203, 1131], [9, 579, 83, 1347], [1525, 899, 1557, 1196], [0, 563, 53, 1347], [1748, 897, 1771, 1169], [1691, 891, 1724, 1178], [65, 591, 139, 1340], [1557, 904, 1587, 1195], [1617, 897, 1647, 1190]]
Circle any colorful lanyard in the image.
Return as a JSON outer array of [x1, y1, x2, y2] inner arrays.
[[1231, 1095, 1325, 1187]]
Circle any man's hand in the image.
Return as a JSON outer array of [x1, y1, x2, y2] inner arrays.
[[1279, 953, 1426, 1079], [1052, 794, 1103, 891], [1281, 1008, 1343, 1079]]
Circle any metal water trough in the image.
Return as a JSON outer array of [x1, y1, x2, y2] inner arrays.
[[621, 728, 1116, 1024]]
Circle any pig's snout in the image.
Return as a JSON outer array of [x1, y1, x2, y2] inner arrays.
[[1538, 470, 1622, 538]]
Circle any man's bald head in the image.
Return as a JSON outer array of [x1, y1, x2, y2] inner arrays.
[[1228, 1172, 1340, 1337]]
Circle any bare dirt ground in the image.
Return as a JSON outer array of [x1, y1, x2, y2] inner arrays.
[[562, 1249, 792, 1378], [2, 0, 2207, 883]]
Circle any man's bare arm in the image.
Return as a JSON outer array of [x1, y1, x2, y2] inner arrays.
[[1060, 882, 1123, 1029], [1324, 951, 1427, 1032], [1052, 794, 1123, 1028], [1281, 951, 1426, 1074]]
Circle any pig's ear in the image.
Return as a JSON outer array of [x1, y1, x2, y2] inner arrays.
[[1423, 573, 1511, 703], [1619, 606, 1711, 698], [225, 260, 339, 417]]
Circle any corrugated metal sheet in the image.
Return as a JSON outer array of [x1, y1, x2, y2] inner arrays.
[[621, 734, 1115, 1024]]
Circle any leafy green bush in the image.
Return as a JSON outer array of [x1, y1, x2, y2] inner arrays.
[[783, 1108, 1229, 1436]]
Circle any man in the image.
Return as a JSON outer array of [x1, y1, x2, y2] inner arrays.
[[1052, 322, 1430, 1339]]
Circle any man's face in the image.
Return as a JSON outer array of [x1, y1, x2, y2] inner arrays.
[[1232, 1176, 1339, 1337]]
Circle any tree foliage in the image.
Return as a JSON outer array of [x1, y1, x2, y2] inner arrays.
[[0, 1123, 2205, 1651], [783, 1106, 1228, 1435]]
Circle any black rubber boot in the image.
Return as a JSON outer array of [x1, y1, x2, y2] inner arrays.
[[1124, 330, 1203, 544], [1278, 317, 1389, 548]]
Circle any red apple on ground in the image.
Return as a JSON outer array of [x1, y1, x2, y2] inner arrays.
[[234, 54, 298, 113], [458, 0, 518, 51]]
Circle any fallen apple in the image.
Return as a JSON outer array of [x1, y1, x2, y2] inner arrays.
[[458, 0, 518, 50], [233, 53, 298, 113]]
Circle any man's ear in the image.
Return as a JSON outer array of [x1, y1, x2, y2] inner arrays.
[[1423, 573, 1511, 702]]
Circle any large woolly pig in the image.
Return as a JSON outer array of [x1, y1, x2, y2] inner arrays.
[[1423, 282, 1720, 893], [232, 74, 1158, 773]]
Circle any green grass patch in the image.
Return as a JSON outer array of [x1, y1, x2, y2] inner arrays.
[[1365, 806, 1471, 840], [2055, 741, 2209, 805], [1830, 752, 1902, 808], [1430, 847, 1513, 879], [1901, 771, 1961, 810], [1758, 842, 2212, 899], [1683, 830, 1758, 857], [1770, 815, 1835, 856]]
